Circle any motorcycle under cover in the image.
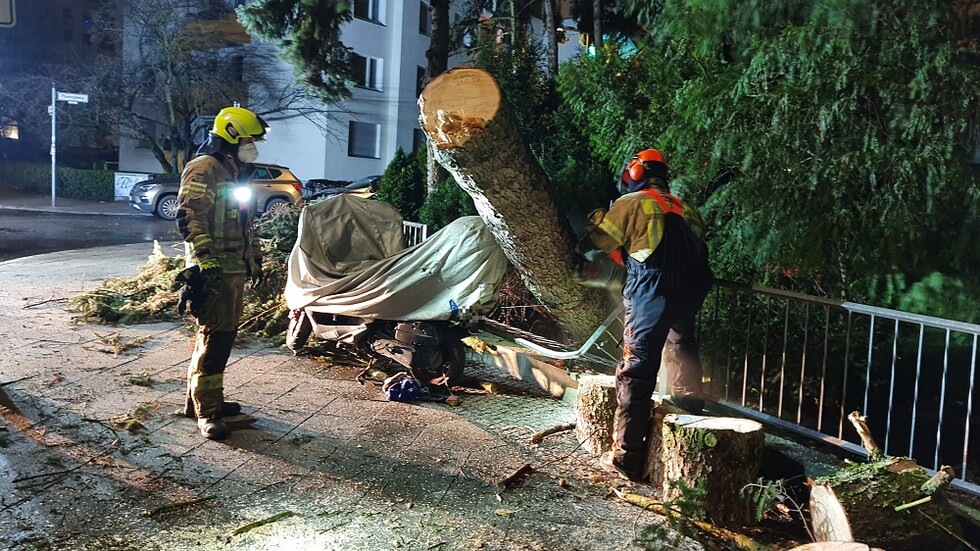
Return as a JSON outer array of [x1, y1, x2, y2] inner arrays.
[[284, 193, 508, 321]]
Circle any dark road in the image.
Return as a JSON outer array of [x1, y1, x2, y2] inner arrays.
[[0, 210, 180, 262]]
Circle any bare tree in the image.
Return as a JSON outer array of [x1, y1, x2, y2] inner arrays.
[[425, 0, 453, 194], [88, 0, 345, 173]]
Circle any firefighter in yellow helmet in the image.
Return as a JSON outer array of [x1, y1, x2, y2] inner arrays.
[[176, 106, 268, 439], [578, 149, 713, 481]]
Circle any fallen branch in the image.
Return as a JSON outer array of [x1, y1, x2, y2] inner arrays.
[[921, 466, 956, 495], [919, 509, 980, 551], [497, 463, 534, 490], [847, 411, 882, 460], [230, 511, 296, 536], [148, 495, 217, 517], [13, 437, 120, 485], [614, 489, 768, 551], [238, 304, 281, 331], [0, 375, 35, 387], [529, 422, 575, 444], [22, 297, 68, 309]]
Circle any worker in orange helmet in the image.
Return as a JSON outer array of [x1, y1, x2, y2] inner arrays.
[[577, 148, 713, 481]]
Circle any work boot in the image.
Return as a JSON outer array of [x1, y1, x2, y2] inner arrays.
[[180, 396, 242, 418], [599, 451, 643, 482], [197, 416, 230, 440]]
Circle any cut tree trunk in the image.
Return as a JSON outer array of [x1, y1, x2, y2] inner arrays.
[[647, 414, 764, 528], [575, 374, 617, 454], [418, 67, 615, 343], [809, 457, 965, 550]]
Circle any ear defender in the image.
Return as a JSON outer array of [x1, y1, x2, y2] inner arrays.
[[627, 158, 647, 183]]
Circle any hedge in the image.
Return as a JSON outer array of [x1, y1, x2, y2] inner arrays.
[[0, 161, 114, 201]]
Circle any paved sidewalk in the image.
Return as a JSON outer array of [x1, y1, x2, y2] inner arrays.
[[0, 244, 698, 550], [0, 190, 148, 217]]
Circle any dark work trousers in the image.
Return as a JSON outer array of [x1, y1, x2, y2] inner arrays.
[[186, 274, 245, 418], [613, 256, 707, 475]]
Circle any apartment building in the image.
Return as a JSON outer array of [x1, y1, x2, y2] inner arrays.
[[118, 0, 583, 182], [258, 0, 581, 182]]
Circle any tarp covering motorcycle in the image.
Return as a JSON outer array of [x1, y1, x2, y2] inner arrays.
[[284, 193, 508, 321]]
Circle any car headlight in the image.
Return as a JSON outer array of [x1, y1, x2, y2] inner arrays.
[[135, 183, 158, 193], [233, 186, 253, 203]]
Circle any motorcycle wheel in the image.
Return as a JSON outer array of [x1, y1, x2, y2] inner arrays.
[[286, 310, 313, 353]]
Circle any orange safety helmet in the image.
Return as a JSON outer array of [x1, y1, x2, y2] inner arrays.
[[621, 148, 669, 193]]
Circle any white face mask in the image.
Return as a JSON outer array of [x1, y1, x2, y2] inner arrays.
[[238, 142, 258, 163]]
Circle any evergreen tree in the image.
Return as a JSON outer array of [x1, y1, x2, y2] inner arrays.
[[378, 148, 427, 221], [237, 0, 353, 104], [558, 0, 980, 314]]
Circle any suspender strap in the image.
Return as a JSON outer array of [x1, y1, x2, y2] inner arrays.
[[641, 188, 684, 215]]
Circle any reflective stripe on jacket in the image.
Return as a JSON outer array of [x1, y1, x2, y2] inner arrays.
[[586, 187, 705, 263], [176, 154, 257, 274]]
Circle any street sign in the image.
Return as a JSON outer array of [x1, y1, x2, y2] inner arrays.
[[56, 92, 89, 104], [0, 0, 14, 28]]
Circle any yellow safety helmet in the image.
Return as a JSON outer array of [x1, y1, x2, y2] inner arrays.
[[211, 106, 269, 144]]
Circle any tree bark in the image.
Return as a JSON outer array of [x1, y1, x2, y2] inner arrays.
[[543, 0, 559, 76], [647, 414, 764, 528], [418, 67, 615, 343], [575, 374, 616, 454], [425, 0, 451, 194], [810, 457, 965, 549], [592, 0, 603, 48]]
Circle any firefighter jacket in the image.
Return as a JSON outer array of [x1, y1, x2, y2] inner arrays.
[[176, 154, 259, 275], [584, 187, 706, 263]]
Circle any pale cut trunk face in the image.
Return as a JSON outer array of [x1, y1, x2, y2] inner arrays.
[[419, 68, 501, 150]]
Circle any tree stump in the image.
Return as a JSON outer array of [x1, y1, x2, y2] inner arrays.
[[418, 66, 614, 342], [574, 375, 617, 454], [647, 414, 764, 528], [810, 457, 964, 550]]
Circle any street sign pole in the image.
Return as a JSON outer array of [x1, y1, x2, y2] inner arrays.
[[50, 85, 56, 208], [49, 89, 90, 207]]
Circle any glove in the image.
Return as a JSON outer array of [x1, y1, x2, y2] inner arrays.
[[246, 257, 264, 288], [200, 263, 222, 288], [173, 265, 205, 317]]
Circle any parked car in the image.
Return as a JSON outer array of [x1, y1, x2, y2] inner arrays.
[[305, 175, 382, 201], [129, 163, 304, 221]]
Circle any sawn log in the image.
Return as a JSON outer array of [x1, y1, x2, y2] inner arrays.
[[418, 66, 615, 343]]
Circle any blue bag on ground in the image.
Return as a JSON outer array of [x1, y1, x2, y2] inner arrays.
[[383, 372, 424, 402]]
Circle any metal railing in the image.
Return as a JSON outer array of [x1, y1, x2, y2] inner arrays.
[[701, 280, 980, 494], [403, 221, 428, 248]]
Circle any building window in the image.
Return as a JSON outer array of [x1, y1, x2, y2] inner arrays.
[[351, 53, 382, 91], [231, 57, 244, 82], [419, 1, 431, 36], [63, 7, 73, 19], [63, 29, 73, 42], [416, 66, 426, 97], [1, 122, 20, 141], [348, 121, 380, 159], [353, 0, 382, 24]]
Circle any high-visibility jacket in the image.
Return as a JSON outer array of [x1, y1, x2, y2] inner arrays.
[[585, 187, 705, 263], [176, 154, 258, 275]]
